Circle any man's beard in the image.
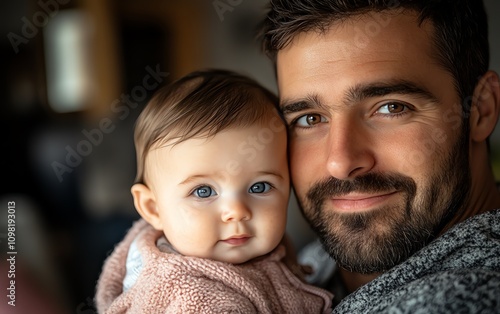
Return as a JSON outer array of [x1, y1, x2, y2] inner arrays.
[[298, 125, 471, 274]]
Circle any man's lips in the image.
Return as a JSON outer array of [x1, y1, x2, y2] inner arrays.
[[221, 235, 251, 245], [329, 191, 399, 212]]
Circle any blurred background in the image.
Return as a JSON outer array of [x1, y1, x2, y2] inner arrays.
[[0, 0, 499, 313]]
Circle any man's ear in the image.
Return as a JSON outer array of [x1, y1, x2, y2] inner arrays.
[[131, 183, 163, 230], [470, 70, 500, 142]]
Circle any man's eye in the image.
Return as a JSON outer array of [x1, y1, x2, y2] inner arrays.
[[376, 102, 408, 115], [295, 114, 326, 127], [193, 186, 217, 198], [249, 182, 272, 194]]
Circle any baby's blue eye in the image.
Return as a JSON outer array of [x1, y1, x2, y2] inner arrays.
[[249, 182, 272, 194], [193, 186, 216, 198]]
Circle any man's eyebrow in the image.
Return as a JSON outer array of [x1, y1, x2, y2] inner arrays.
[[280, 80, 438, 115], [345, 80, 439, 104], [280, 94, 327, 115]]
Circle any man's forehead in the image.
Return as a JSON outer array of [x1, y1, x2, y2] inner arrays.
[[275, 11, 435, 81]]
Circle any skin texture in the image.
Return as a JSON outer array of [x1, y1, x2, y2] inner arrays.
[[131, 121, 290, 264], [276, 11, 500, 283]]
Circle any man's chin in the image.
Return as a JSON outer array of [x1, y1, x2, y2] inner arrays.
[[317, 232, 409, 274], [311, 207, 430, 274]]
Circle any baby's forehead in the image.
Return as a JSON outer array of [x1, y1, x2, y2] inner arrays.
[[144, 121, 287, 180], [154, 115, 284, 147], [156, 106, 283, 140]]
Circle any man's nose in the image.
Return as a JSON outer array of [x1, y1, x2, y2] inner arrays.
[[326, 119, 375, 180]]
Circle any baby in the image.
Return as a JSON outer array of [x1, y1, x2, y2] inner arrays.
[[95, 69, 332, 313]]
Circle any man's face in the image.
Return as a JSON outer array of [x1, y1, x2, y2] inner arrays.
[[276, 11, 470, 273]]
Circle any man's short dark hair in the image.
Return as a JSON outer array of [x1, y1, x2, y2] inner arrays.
[[260, 0, 490, 111]]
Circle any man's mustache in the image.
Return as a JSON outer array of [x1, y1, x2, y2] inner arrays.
[[306, 173, 417, 204]]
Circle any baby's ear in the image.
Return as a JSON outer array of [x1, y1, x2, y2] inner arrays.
[[131, 183, 163, 230]]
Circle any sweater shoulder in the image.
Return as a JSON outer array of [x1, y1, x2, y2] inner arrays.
[[334, 210, 500, 313], [356, 269, 500, 313]]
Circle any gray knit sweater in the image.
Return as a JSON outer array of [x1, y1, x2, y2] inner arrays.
[[301, 209, 500, 313]]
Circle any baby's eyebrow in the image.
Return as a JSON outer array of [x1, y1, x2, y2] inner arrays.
[[256, 171, 285, 179], [178, 171, 285, 186], [178, 174, 219, 186]]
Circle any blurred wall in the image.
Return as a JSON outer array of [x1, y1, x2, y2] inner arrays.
[[0, 1, 499, 313]]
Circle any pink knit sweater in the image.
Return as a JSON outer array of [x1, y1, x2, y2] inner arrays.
[[95, 219, 332, 313]]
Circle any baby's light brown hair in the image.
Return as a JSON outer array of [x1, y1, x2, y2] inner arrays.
[[134, 69, 282, 185]]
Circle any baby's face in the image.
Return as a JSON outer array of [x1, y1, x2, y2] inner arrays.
[[145, 118, 289, 264]]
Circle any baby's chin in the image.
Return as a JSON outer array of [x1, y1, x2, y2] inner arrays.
[[215, 246, 277, 265], [213, 251, 259, 265], [176, 238, 281, 264]]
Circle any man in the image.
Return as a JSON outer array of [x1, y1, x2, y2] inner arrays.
[[260, 0, 500, 312]]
